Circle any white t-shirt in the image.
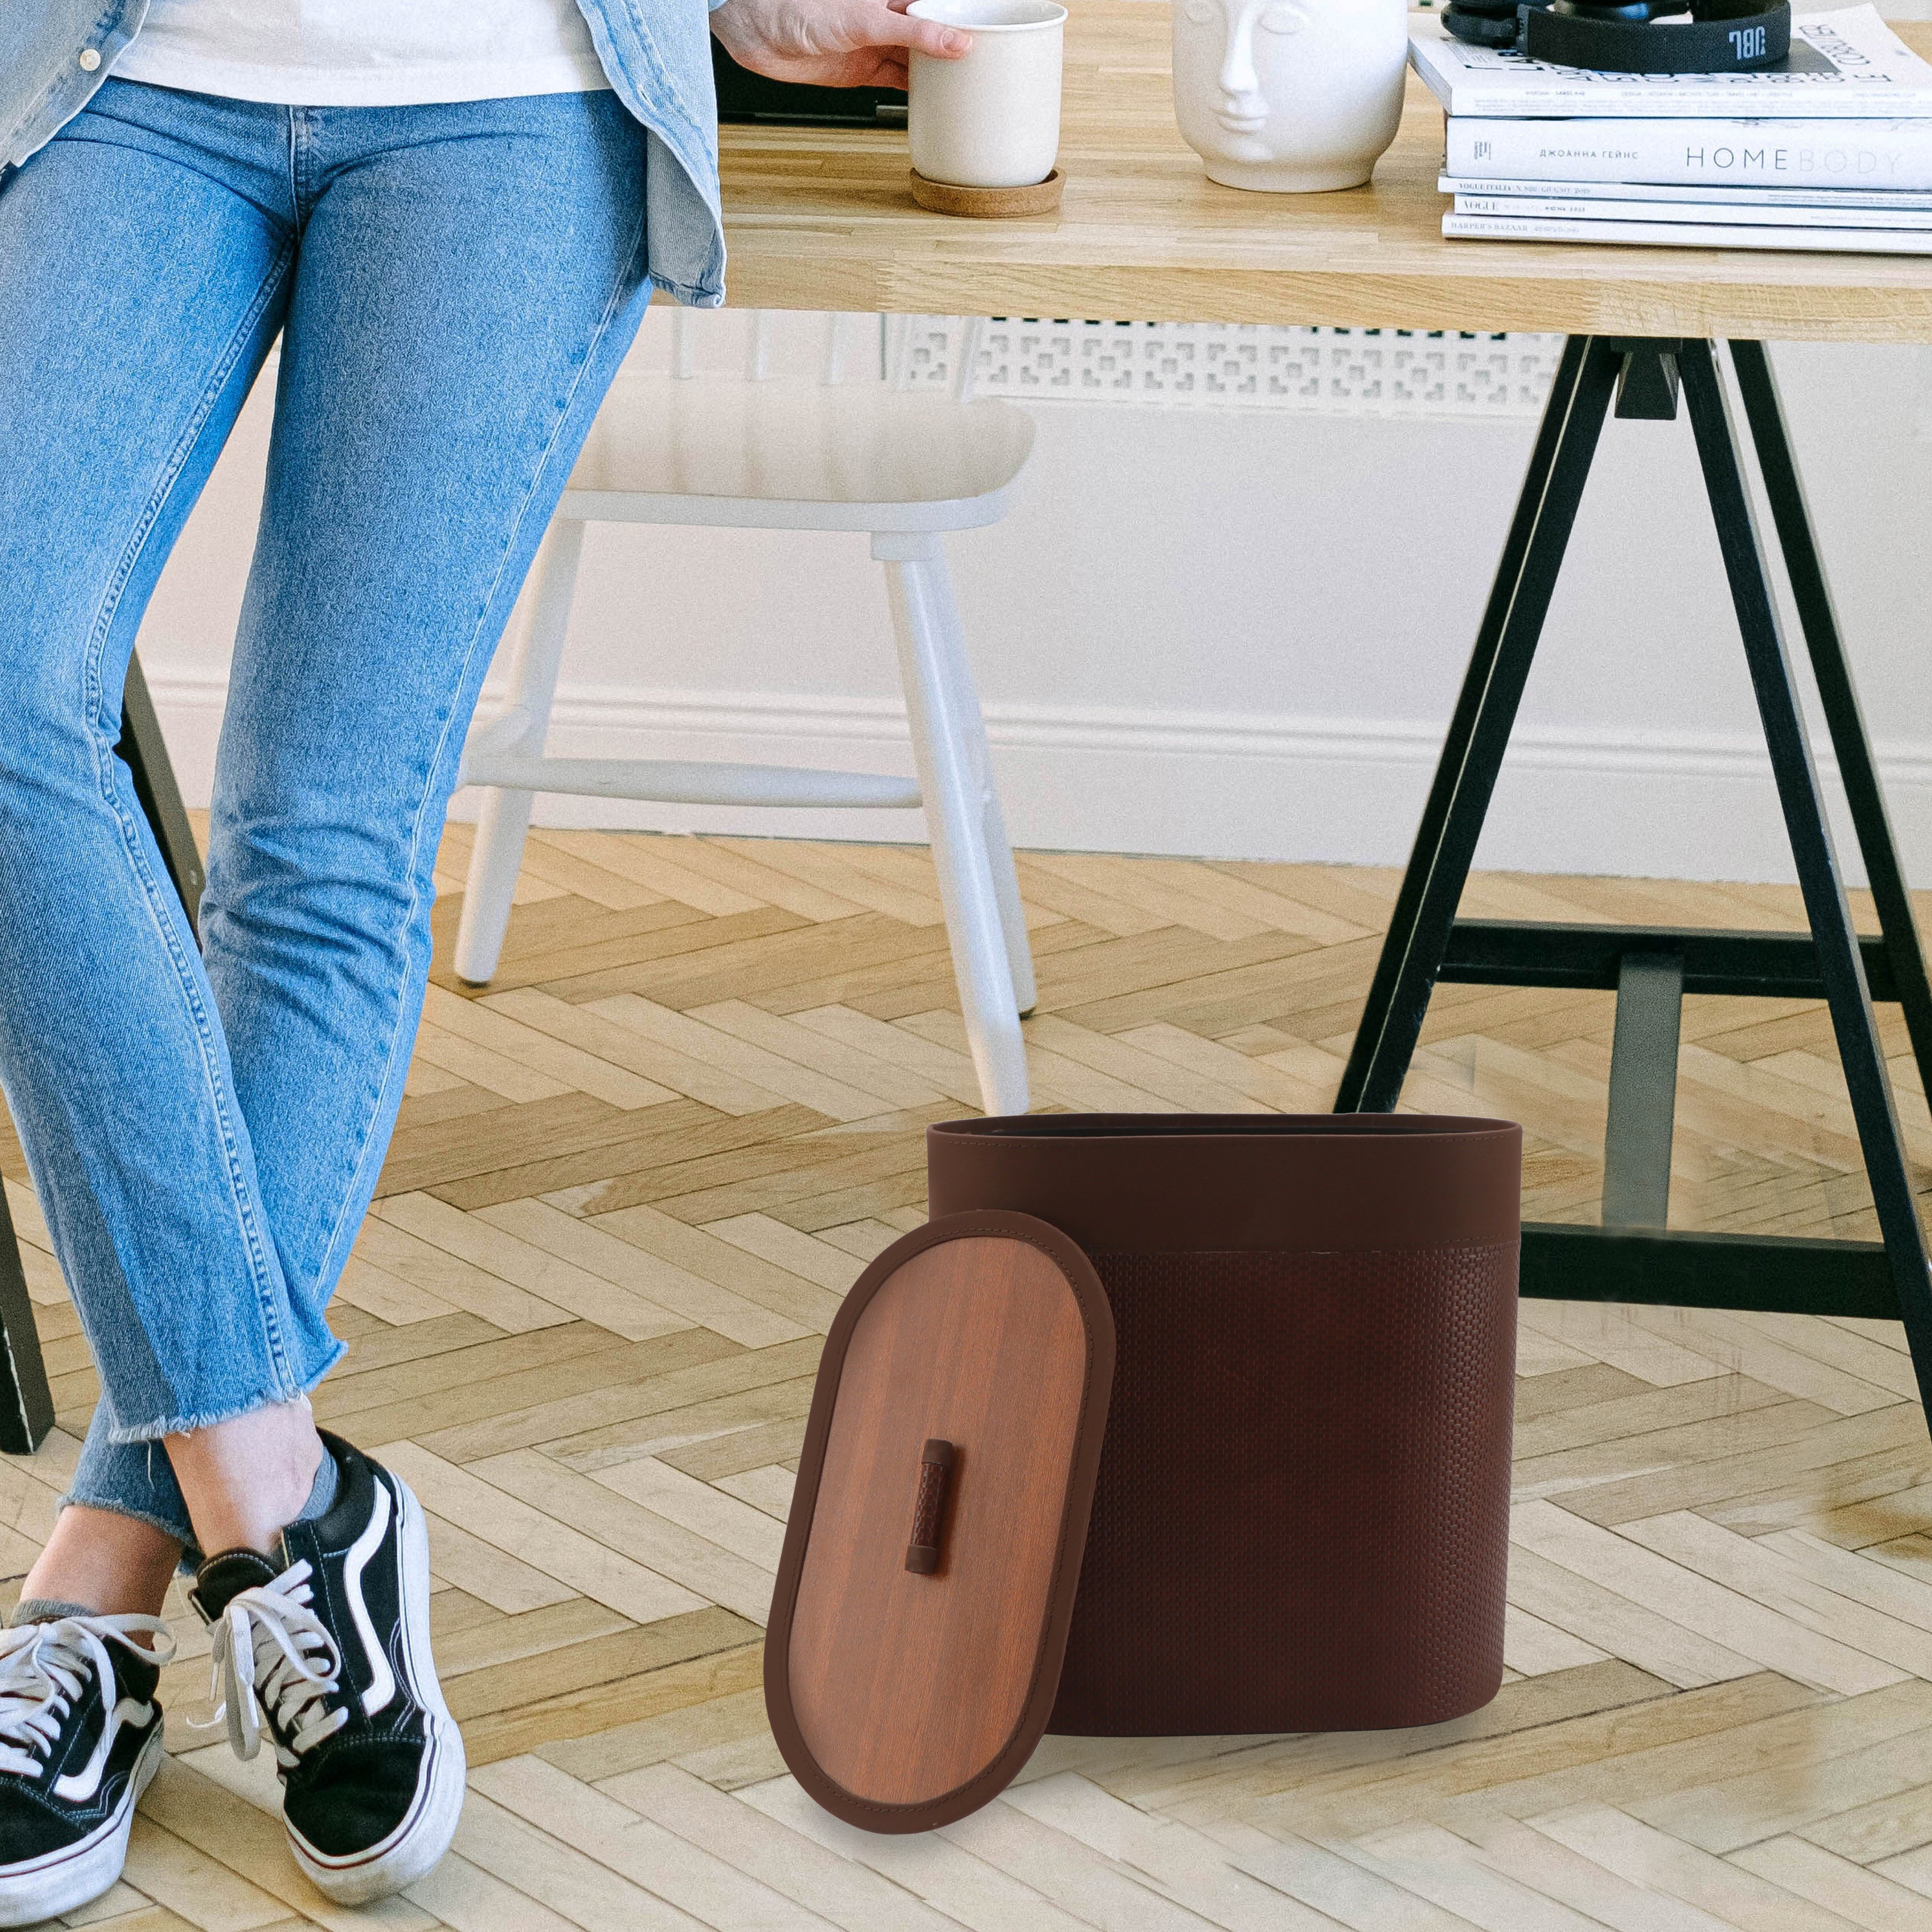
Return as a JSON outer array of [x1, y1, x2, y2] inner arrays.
[[114, 0, 613, 106]]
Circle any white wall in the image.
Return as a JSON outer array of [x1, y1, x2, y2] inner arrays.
[[139, 309, 1932, 886]]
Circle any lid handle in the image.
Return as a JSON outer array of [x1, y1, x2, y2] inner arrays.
[[905, 1439, 955, 1575]]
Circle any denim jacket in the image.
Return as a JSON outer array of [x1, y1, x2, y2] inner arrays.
[[0, 0, 726, 304]]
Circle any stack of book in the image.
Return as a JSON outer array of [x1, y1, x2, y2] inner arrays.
[[1409, 4, 1932, 256]]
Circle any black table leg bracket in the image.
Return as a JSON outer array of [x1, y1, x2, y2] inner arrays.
[[1615, 345, 1682, 421]]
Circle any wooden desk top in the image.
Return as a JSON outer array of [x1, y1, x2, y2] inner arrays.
[[718, 3, 1932, 342]]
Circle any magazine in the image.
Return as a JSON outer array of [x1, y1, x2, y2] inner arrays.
[[1439, 171, 1932, 208], [1410, 6, 1932, 119], [1452, 190, 1932, 226], [1444, 210, 1932, 250], [1444, 114, 1932, 186]]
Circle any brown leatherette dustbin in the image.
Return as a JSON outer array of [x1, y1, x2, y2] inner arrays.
[[928, 1115, 1522, 1736]]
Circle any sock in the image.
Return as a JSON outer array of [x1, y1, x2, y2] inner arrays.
[[8, 1598, 93, 1628], [292, 1441, 341, 1526]]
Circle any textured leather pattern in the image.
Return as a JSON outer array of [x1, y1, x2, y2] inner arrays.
[[1048, 1241, 1518, 1736]]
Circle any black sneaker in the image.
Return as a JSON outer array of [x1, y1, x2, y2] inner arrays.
[[189, 1434, 463, 1904], [0, 1613, 172, 1926]]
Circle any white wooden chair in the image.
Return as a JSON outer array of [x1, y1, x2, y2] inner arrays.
[[453, 311, 1036, 1116]]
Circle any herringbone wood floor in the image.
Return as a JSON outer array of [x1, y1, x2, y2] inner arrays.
[[7, 824, 1932, 1932]]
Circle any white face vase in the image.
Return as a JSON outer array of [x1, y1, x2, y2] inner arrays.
[[1172, 0, 1409, 193]]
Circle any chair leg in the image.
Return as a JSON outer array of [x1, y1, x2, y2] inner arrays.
[[453, 521, 585, 985], [876, 532, 1030, 1116], [922, 543, 1037, 1015], [979, 787, 1037, 1016]]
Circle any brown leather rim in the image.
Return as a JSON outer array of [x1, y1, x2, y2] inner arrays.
[[763, 1209, 1116, 1833]]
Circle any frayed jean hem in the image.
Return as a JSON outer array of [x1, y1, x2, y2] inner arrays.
[[98, 1335, 346, 1447]]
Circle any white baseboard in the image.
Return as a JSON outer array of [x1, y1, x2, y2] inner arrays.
[[146, 669, 1932, 887]]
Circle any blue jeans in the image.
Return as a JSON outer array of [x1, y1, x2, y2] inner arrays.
[[0, 80, 653, 1547]]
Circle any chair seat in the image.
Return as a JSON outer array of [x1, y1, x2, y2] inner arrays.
[[559, 374, 1036, 533]]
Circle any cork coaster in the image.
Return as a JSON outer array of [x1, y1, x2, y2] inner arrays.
[[910, 168, 1065, 218]]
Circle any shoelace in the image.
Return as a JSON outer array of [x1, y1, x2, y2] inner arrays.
[[205, 1561, 348, 1768], [0, 1614, 174, 1779]]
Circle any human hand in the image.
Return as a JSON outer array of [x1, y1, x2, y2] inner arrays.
[[710, 0, 972, 91]]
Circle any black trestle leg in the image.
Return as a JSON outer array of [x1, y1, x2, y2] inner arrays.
[[1337, 336, 1623, 1114], [117, 652, 206, 930], [0, 650, 192, 1457], [1337, 336, 1932, 1429], [1676, 341, 1932, 1413], [1728, 340, 1932, 1112], [1335, 338, 1595, 1115], [0, 1188, 55, 1456]]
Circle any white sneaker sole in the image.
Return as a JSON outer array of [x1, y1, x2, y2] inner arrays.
[[287, 1474, 466, 1905], [0, 1721, 163, 1928]]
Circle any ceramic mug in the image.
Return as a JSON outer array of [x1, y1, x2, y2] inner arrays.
[[1172, 0, 1407, 193], [908, 0, 1068, 190]]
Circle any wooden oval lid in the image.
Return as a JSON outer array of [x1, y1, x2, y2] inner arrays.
[[765, 1210, 1114, 1833]]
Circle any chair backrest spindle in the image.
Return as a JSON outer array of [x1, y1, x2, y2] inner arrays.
[[952, 317, 986, 404], [672, 305, 696, 380]]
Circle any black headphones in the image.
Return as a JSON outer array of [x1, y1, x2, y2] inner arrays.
[[1442, 0, 1791, 73]]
